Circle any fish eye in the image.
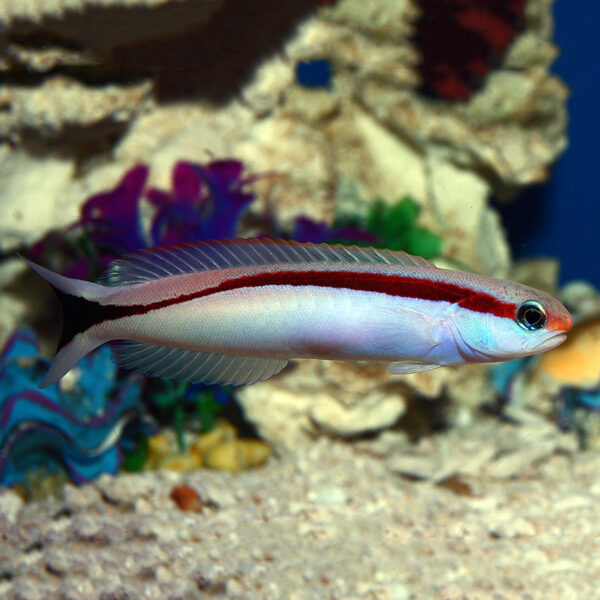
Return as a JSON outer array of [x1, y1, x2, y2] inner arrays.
[[516, 301, 547, 331]]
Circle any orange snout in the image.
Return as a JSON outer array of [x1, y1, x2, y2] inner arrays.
[[546, 307, 573, 333]]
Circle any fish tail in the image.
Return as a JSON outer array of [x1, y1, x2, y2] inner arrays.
[[22, 258, 110, 388]]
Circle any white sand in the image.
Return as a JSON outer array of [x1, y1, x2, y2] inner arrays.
[[0, 421, 598, 600]]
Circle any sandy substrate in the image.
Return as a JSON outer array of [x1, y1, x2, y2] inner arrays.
[[1, 422, 599, 600]]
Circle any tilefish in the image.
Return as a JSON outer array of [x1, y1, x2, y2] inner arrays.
[[25, 239, 572, 388]]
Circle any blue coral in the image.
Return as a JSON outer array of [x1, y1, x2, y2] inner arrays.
[[295, 59, 333, 88], [488, 357, 529, 399], [0, 330, 150, 487], [556, 385, 600, 434]]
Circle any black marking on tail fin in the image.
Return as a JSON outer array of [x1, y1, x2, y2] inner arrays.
[[53, 289, 103, 352]]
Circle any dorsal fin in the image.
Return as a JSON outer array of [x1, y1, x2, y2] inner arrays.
[[100, 238, 436, 286]]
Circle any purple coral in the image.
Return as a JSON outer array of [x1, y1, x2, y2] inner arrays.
[[81, 164, 149, 255], [148, 160, 256, 246], [30, 159, 259, 281], [291, 216, 377, 245]]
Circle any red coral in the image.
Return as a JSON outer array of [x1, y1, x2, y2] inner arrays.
[[414, 0, 527, 101]]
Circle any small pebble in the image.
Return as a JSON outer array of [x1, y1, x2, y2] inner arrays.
[[307, 485, 347, 505], [387, 582, 412, 600], [488, 515, 536, 538], [0, 490, 23, 523], [134, 497, 153, 515], [45, 550, 71, 576], [553, 494, 593, 511], [57, 579, 95, 600], [226, 579, 244, 595], [11, 582, 47, 600], [62, 484, 101, 509], [436, 582, 467, 600], [170, 485, 204, 513], [74, 516, 106, 542]]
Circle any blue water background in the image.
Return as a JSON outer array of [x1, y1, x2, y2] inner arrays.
[[495, 2, 600, 288]]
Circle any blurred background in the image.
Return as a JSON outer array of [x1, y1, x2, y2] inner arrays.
[[498, 2, 600, 286]]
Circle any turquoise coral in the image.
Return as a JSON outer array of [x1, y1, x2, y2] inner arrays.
[[0, 329, 150, 487]]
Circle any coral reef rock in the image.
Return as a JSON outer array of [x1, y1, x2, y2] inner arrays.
[[237, 360, 408, 452], [0, 0, 566, 270], [385, 412, 577, 482], [0, 0, 568, 441], [237, 360, 494, 452]]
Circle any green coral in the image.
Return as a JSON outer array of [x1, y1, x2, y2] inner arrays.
[[151, 381, 226, 453], [335, 195, 442, 258], [121, 433, 149, 472], [365, 196, 442, 258]]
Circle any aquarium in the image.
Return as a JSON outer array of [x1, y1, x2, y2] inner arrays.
[[0, 1, 599, 598]]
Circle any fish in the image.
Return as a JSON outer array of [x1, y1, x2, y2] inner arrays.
[[24, 238, 573, 388]]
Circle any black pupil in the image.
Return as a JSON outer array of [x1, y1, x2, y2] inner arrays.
[[517, 302, 546, 330]]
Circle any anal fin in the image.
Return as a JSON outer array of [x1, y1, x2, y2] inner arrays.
[[113, 341, 288, 385], [387, 361, 441, 374]]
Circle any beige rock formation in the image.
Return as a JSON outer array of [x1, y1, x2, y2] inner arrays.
[[0, 0, 569, 447]]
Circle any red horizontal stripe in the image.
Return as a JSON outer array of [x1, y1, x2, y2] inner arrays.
[[96, 269, 516, 324]]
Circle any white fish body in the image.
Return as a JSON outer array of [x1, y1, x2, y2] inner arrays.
[[25, 239, 572, 388]]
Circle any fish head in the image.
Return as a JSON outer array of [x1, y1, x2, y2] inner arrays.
[[448, 282, 573, 363]]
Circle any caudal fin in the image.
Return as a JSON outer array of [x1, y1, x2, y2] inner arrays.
[[23, 259, 109, 388]]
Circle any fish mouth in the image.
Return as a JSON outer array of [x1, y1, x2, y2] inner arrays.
[[522, 332, 567, 354]]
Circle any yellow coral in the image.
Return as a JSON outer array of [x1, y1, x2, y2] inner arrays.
[[204, 440, 272, 472], [142, 421, 270, 473], [191, 420, 237, 454], [534, 316, 600, 388], [157, 453, 202, 472]]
